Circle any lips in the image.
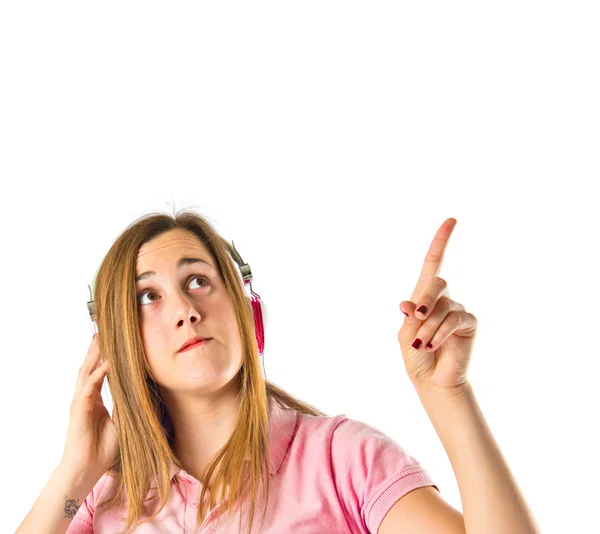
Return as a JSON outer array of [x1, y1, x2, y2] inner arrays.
[[179, 335, 212, 352]]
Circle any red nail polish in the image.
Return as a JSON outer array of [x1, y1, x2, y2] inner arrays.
[[426, 342, 433, 348], [412, 338, 422, 349], [402, 311, 409, 317]]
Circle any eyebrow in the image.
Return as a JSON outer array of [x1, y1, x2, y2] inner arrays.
[[135, 257, 214, 283]]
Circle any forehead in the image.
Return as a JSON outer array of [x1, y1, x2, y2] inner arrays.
[[136, 229, 213, 268]]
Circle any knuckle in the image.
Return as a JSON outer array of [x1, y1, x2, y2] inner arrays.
[[438, 297, 451, 312], [451, 310, 463, 324], [425, 252, 443, 263], [420, 322, 436, 337], [433, 276, 447, 289]]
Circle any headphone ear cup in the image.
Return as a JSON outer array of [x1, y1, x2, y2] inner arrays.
[[258, 297, 267, 331], [247, 294, 266, 355]]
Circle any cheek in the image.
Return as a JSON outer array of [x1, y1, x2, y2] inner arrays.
[[138, 324, 153, 351], [137, 324, 166, 366]]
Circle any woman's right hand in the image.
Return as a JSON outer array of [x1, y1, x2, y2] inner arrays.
[[60, 334, 120, 482]]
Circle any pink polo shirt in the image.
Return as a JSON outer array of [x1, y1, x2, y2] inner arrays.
[[66, 397, 439, 533]]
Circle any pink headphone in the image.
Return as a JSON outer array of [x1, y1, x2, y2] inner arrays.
[[86, 239, 266, 356]]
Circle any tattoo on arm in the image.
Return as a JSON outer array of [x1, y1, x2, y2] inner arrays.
[[64, 495, 81, 519]]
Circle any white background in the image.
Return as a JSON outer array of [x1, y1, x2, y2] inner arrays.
[[2, 2, 598, 532]]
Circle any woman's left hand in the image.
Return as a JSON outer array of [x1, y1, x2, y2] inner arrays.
[[398, 218, 478, 394]]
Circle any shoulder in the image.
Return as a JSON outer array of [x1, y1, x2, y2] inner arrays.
[[294, 411, 427, 474], [329, 415, 426, 474]]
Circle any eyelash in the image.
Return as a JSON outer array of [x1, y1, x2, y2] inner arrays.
[[137, 274, 210, 305]]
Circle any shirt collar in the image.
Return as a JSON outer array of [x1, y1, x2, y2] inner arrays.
[[152, 396, 298, 489]]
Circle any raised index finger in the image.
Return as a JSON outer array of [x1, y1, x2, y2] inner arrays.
[[410, 217, 457, 302]]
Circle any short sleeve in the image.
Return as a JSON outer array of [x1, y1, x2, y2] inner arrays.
[[330, 417, 439, 534]]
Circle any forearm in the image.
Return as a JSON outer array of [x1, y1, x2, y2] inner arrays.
[[15, 463, 95, 534], [414, 380, 541, 534]]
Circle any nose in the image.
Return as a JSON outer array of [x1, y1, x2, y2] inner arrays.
[[175, 296, 201, 326], [177, 311, 200, 327]]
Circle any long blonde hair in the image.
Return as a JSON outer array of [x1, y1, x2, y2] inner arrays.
[[92, 208, 326, 534]]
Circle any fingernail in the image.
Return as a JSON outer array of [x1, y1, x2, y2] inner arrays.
[[412, 338, 422, 349], [402, 311, 409, 317], [417, 305, 428, 316]]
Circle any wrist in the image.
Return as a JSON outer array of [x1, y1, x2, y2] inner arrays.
[[412, 378, 473, 402], [55, 462, 100, 494]]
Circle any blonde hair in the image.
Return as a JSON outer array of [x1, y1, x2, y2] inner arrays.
[[92, 207, 326, 534]]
